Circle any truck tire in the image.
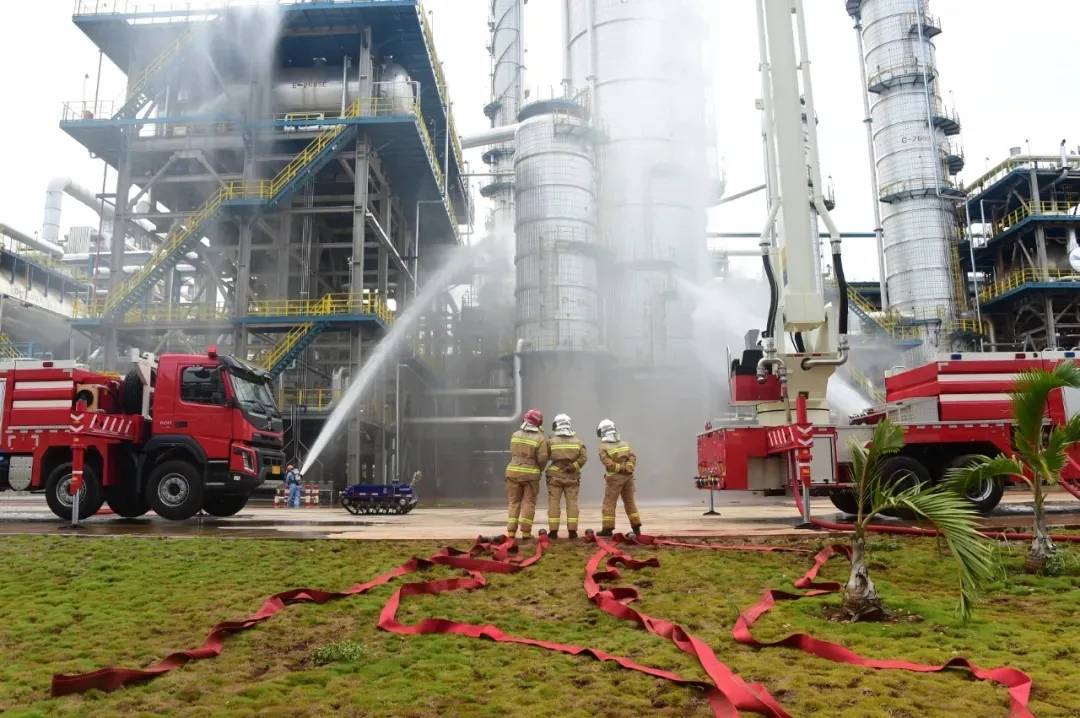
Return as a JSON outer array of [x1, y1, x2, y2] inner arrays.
[[946, 454, 1005, 515], [121, 370, 143, 415], [45, 462, 104, 521], [104, 485, 150, 518], [148, 460, 204, 520], [828, 490, 863, 516], [879, 456, 932, 518], [202, 494, 248, 517]]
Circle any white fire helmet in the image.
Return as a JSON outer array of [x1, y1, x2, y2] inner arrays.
[[596, 418, 618, 441], [552, 413, 573, 435]]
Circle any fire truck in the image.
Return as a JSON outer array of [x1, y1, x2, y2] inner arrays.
[[0, 348, 284, 521], [693, 1, 1080, 519], [697, 350, 1080, 516]]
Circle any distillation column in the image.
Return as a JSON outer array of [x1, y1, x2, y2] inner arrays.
[[482, 0, 525, 272], [847, 0, 965, 335], [566, 0, 710, 367], [514, 100, 600, 353]]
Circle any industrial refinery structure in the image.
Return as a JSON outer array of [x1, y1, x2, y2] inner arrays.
[[1, 0, 1078, 495]]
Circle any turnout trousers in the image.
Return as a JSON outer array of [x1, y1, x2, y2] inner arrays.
[[505, 476, 540, 536], [601, 474, 640, 531], [546, 476, 580, 532]]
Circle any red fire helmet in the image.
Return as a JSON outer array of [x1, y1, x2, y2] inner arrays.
[[523, 408, 544, 427]]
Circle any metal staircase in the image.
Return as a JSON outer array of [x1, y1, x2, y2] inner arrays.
[[0, 334, 24, 359], [112, 28, 195, 121], [102, 100, 363, 318], [259, 296, 335, 378], [846, 286, 922, 346]]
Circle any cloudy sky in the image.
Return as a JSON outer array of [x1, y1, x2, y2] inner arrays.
[[3, 0, 1079, 281]]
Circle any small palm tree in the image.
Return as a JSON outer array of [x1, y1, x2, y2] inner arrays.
[[949, 361, 1080, 575], [843, 418, 997, 621]]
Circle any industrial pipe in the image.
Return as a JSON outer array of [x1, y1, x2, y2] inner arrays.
[[460, 123, 521, 150], [0, 222, 65, 258], [404, 339, 523, 424]]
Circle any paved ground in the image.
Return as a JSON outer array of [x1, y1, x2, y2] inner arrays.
[[1, 488, 1077, 540]]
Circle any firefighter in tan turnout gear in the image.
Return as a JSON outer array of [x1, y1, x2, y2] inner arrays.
[[597, 419, 641, 537], [545, 413, 587, 539], [505, 408, 549, 540]]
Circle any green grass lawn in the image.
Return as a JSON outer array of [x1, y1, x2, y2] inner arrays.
[[0, 534, 1076, 717]]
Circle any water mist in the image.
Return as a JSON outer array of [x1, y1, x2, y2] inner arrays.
[[300, 247, 474, 474]]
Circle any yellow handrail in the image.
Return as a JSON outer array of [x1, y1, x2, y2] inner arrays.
[[979, 268, 1080, 304], [988, 199, 1080, 241], [416, 2, 464, 178], [117, 27, 194, 116], [0, 334, 23, 360]]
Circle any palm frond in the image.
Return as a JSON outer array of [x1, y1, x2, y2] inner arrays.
[[1011, 362, 1080, 455], [1043, 413, 1080, 480], [943, 454, 1026, 494], [883, 486, 998, 620]]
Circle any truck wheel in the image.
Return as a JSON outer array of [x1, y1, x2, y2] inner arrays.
[[946, 454, 1005, 515], [148, 460, 204, 520], [202, 494, 248, 517], [828, 490, 863, 516], [877, 456, 931, 518], [104, 485, 150, 518], [45, 462, 104, 521], [121, 370, 143, 414]]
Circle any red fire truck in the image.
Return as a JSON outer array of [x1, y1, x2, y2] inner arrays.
[[696, 351, 1080, 516], [0, 348, 284, 521]]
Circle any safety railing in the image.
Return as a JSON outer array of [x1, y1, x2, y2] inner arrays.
[[115, 26, 194, 119], [978, 268, 1080, 304], [61, 100, 116, 122], [416, 3, 464, 176], [847, 365, 884, 403], [0, 334, 24, 360], [247, 293, 394, 326], [989, 199, 1080, 240], [846, 287, 923, 342], [257, 295, 333, 371], [1, 243, 92, 284], [966, 155, 1080, 196], [277, 386, 390, 418]]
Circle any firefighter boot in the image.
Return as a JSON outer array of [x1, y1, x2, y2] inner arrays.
[[598, 528, 614, 537], [568, 530, 578, 539], [549, 530, 559, 539], [631, 524, 642, 535]]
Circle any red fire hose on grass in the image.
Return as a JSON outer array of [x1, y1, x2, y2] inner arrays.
[[53, 531, 1044, 717]]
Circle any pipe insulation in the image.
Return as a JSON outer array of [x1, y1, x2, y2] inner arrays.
[[0, 222, 65, 258]]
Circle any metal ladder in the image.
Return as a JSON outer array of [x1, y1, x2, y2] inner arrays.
[[112, 27, 195, 121]]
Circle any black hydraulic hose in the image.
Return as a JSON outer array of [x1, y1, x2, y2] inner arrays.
[[762, 254, 779, 340], [833, 250, 849, 336], [793, 332, 806, 353]]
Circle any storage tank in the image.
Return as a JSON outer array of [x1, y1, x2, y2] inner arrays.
[[514, 99, 600, 352], [376, 61, 415, 114], [566, 0, 709, 367], [847, 0, 964, 324]]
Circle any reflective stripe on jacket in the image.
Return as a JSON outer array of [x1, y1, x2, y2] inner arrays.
[[599, 440, 636, 477], [547, 435, 587, 479], [506, 429, 550, 479]]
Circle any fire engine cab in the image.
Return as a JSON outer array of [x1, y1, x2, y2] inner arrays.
[[0, 348, 284, 521]]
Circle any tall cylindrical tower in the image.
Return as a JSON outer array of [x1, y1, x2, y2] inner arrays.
[[566, 0, 709, 368], [514, 100, 600, 352], [847, 0, 965, 323], [481, 0, 525, 277]]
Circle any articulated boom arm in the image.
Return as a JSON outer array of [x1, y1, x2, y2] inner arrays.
[[753, 0, 848, 405]]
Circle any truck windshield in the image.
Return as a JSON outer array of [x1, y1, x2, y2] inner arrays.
[[230, 372, 279, 416]]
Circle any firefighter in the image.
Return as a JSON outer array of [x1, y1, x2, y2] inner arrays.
[[505, 408, 549, 540], [285, 462, 302, 508], [545, 413, 587, 539], [596, 419, 641, 536]]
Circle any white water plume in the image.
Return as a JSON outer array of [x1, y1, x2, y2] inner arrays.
[[300, 247, 474, 474]]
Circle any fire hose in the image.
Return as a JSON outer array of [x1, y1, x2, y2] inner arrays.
[[52, 533, 1041, 717], [790, 481, 1080, 543]]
